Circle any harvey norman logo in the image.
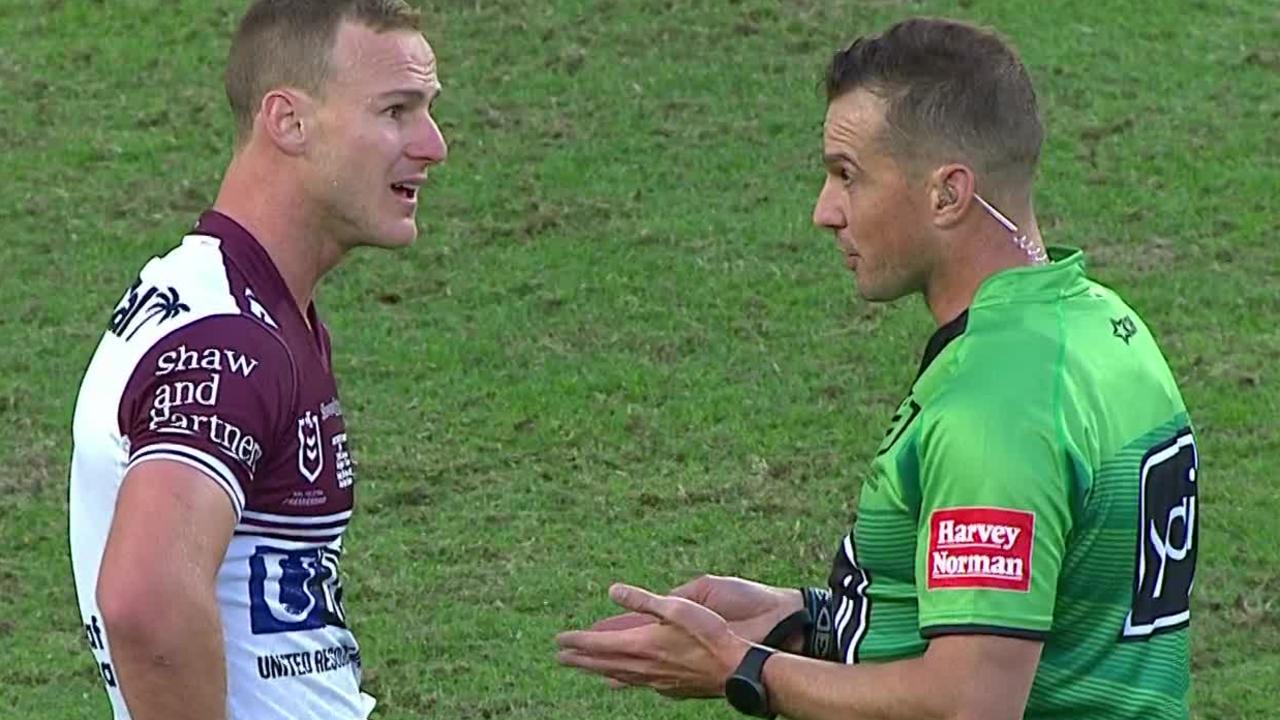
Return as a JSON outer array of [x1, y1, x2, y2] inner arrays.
[[927, 507, 1035, 592]]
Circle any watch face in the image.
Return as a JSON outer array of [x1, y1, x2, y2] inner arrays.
[[726, 675, 768, 716]]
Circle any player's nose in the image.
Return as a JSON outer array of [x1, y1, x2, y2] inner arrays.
[[407, 113, 447, 165]]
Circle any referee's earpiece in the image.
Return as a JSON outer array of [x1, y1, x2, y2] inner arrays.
[[931, 166, 973, 227], [937, 184, 957, 210]]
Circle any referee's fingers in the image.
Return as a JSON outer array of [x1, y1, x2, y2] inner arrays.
[[590, 611, 654, 632], [667, 574, 712, 602], [610, 583, 671, 620], [555, 628, 637, 655]]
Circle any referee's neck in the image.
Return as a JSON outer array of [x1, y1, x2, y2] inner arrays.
[[923, 215, 1046, 326]]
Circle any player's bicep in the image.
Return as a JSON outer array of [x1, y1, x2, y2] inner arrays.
[[97, 460, 236, 624]]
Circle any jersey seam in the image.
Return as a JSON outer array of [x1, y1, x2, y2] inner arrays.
[[919, 623, 1049, 640], [969, 283, 1092, 311], [1053, 291, 1069, 509]]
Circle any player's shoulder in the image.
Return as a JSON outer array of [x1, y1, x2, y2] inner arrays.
[[107, 232, 281, 348], [144, 314, 296, 373]]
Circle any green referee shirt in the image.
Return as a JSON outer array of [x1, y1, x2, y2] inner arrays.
[[826, 246, 1197, 718]]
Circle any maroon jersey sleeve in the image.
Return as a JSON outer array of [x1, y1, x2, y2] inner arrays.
[[118, 314, 297, 518]]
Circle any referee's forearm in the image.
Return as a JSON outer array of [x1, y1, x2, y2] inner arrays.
[[760, 633, 1037, 720], [763, 652, 949, 720], [102, 590, 228, 720]]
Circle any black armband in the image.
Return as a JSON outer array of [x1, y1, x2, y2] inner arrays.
[[800, 586, 836, 660]]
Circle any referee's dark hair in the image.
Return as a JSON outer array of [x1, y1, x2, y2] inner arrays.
[[225, 0, 422, 147], [826, 18, 1043, 198]]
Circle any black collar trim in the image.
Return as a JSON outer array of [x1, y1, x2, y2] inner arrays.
[[915, 309, 969, 381]]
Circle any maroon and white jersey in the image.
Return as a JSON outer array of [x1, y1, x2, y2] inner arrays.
[[69, 211, 373, 719]]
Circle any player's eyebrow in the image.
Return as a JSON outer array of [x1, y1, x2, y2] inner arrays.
[[378, 88, 426, 102], [823, 152, 861, 170], [378, 86, 442, 108]]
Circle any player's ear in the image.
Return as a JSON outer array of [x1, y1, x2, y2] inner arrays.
[[257, 89, 310, 156], [929, 164, 975, 230]]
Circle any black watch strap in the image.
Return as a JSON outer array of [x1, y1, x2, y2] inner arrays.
[[725, 645, 777, 718], [762, 608, 810, 649]]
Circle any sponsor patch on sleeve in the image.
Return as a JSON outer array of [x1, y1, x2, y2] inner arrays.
[[927, 507, 1035, 592]]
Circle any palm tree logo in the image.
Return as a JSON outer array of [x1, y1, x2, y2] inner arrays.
[[113, 283, 191, 340]]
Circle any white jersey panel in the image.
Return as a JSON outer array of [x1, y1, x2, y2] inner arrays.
[[69, 235, 238, 719]]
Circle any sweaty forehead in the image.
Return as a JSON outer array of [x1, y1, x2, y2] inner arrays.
[[327, 21, 439, 95], [823, 89, 888, 156]]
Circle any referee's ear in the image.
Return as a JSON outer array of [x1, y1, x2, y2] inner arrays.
[[257, 88, 309, 157], [929, 164, 976, 230]]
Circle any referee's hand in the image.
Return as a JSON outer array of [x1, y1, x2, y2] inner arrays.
[[586, 574, 804, 648], [556, 583, 752, 698]]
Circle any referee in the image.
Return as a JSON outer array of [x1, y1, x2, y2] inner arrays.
[[557, 17, 1198, 720]]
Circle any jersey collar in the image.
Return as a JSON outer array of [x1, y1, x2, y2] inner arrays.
[[969, 245, 1088, 308], [916, 309, 969, 381], [193, 210, 294, 310], [192, 210, 325, 355], [914, 246, 1086, 381]]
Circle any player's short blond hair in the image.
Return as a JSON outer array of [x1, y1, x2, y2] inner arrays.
[[225, 0, 422, 145]]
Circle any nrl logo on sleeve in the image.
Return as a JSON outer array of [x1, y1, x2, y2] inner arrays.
[[927, 507, 1035, 592], [296, 411, 324, 482]]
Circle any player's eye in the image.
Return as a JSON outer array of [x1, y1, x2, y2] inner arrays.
[[840, 167, 856, 185], [385, 104, 405, 120]]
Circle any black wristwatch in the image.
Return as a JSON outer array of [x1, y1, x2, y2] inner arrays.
[[725, 645, 777, 718]]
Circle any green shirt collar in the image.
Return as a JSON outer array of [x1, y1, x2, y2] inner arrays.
[[970, 245, 1088, 307]]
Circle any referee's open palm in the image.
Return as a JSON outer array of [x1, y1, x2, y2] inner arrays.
[[589, 574, 800, 646]]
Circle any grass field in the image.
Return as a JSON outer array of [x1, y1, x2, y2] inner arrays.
[[1, 0, 1277, 717]]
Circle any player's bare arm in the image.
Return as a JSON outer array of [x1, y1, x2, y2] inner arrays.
[[97, 460, 235, 720]]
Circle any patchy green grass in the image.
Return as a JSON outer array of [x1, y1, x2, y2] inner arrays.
[[0, 0, 1276, 718]]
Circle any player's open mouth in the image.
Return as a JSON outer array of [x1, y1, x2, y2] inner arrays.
[[391, 182, 417, 201]]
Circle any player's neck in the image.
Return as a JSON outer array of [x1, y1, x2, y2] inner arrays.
[[213, 154, 347, 323], [922, 213, 1046, 327]]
